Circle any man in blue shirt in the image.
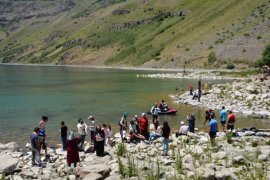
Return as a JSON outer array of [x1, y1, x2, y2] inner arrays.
[[220, 106, 227, 132], [209, 114, 218, 146]]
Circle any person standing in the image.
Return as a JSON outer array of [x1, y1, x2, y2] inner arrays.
[[189, 84, 193, 95], [94, 125, 105, 157], [66, 131, 81, 167], [88, 115, 96, 145], [119, 112, 128, 142], [220, 106, 227, 132], [139, 113, 149, 139], [150, 103, 159, 127], [30, 127, 42, 167], [107, 125, 112, 146], [227, 111, 236, 131], [161, 121, 170, 156], [60, 121, 68, 150], [187, 114, 195, 133], [132, 115, 140, 133], [38, 116, 49, 161], [77, 118, 87, 151], [209, 114, 218, 146], [198, 79, 202, 102]]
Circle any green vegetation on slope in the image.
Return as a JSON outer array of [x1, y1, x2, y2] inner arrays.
[[0, 0, 269, 68]]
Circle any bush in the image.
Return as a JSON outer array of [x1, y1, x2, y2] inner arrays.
[[255, 44, 270, 67], [226, 61, 235, 69], [116, 143, 127, 156], [208, 51, 217, 65]]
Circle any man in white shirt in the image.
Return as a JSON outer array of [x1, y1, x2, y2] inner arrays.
[[176, 121, 189, 137], [77, 118, 87, 151]]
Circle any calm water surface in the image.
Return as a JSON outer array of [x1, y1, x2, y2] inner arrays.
[[0, 65, 269, 146]]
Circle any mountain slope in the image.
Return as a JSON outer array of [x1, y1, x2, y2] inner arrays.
[[0, 0, 269, 68]]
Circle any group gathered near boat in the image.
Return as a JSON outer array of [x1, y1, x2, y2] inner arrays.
[[30, 98, 240, 168]]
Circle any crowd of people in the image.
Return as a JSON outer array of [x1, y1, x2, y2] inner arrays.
[[30, 104, 236, 168]]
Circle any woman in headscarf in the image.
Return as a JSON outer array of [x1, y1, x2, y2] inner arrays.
[[94, 125, 105, 157], [66, 131, 81, 167]]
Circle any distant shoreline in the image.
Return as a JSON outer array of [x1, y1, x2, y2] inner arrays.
[[0, 63, 245, 73]]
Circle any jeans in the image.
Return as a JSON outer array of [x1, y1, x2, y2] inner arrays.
[[90, 131, 95, 144], [149, 133, 161, 141], [32, 148, 41, 166], [162, 137, 169, 155], [61, 136, 67, 150], [78, 134, 86, 150]]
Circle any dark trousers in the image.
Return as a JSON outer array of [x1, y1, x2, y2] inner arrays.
[[90, 131, 95, 144], [61, 136, 67, 150]]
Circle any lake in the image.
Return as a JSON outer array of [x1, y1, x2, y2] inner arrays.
[[0, 64, 269, 146]]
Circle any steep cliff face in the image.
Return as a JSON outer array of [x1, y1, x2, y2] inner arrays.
[[0, 0, 269, 68]]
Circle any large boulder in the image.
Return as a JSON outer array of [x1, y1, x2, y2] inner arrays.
[[215, 169, 233, 180], [83, 173, 103, 180], [182, 154, 195, 171], [0, 154, 19, 174], [76, 164, 111, 179]]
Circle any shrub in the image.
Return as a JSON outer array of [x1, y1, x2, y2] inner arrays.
[[208, 51, 217, 65], [116, 143, 127, 156], [255, 44, 270, 67], [226, 61, 235, 69]]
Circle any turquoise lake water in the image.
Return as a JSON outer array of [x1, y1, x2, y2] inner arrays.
[[0, 65, 269, 146]]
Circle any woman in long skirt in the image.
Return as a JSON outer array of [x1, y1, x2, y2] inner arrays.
[[66, 131, 81, 167]]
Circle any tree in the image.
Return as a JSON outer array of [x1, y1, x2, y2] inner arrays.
[[208, 51, 217, 65], [256, 44, 270, 67]]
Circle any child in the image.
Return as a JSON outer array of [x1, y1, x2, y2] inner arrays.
[[30, 127, 41, 166], [107, 125, 112, 146], [66, 131, 81, 167], [101, 124, 108, 145]]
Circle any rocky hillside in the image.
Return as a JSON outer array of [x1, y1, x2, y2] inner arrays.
[[0, 0, 270, 68]]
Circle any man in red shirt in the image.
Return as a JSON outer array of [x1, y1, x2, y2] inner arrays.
[[227, 110, 236, 130], [139, 113, 149, 139]]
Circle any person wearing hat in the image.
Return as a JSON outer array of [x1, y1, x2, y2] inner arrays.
[[66, 131, 81, 167], [119, 112, 128, 141], [176, 121, 189, 137], [139, 113, 149, 139], [88, 115, 96, 145]]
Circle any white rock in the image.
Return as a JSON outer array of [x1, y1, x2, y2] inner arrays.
[[0, 154, 19, 174], [233, 156, 244, 163], [215, 169, 233, 180]]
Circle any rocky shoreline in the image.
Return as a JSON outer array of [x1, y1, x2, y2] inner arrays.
[[169, 74, 270, 118], [1, 130, 270, 180]]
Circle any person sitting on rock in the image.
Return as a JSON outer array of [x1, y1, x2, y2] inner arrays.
[[149, 125, 162, 142], [129, 129, 145, 144], [176, 121, 189, 137]]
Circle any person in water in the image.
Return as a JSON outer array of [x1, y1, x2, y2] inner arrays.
[[187, 114, 195, 133], [66, 131, 80, 167], [159, 99, 168, 112], [60, 121, 68, 151], [150, 103, 159, 125], [227, 110, 236, 130], [220, 106, 227, 132]]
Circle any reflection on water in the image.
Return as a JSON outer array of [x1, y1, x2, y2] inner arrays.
[[0, 64, 269, 146]]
